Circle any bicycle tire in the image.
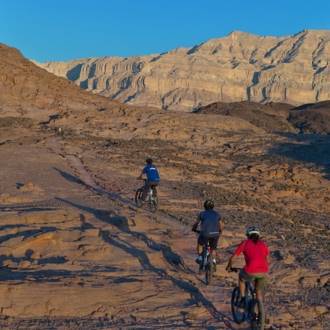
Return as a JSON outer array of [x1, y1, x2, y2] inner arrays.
[[205, 263, 211, 285], [135, 189, 144, 207], [205, 253, 214, 285], [231, 287, 246, 324], [250, 299, 265, 330]]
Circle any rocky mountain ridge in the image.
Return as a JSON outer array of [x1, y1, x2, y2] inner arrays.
[[38, 30, 330, 111]]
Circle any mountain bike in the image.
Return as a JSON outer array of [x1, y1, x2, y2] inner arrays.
[[135, 179, 158, 212], [229, 267, 265, 330], [195, 230, 216, 285]]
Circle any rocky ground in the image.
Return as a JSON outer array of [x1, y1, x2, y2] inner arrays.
[[0, 117, 328, 329]]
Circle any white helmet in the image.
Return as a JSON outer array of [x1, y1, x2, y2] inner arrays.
[[246, 226, 260, 237]]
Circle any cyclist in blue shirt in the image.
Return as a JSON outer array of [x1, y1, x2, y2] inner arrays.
[[192, 200, 223, 265], [137, 158, 160, 199]]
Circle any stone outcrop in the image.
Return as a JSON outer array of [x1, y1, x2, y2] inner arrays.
[[196, 100, 330, 134], [288, 100, 330, 133], [38, 30, 330, 111], [195, 101, 295, 133]]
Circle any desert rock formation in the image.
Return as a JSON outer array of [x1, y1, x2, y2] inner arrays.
[[0, 43, 329, 328], [39, 30, 330, 111]]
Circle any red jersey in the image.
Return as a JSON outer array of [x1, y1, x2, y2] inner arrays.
[[234, 239, 269, 274]]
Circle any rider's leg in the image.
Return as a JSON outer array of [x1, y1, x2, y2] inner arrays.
[[255, 277, 265, 302], [195, 242, 203, 266], [152, 184, 158, 197], [195, 236, 204, 265], [235, 275, 246, 307], [141, 181, 149, 200], [197, 235, 204, 255], [239, 276, 246, 298], [210, 248, 215, 259], [196, 242, 202, 255], [211, 236, 219, 262], [239, 270, 254, 298], [214, 247, 218, 259], [255, 280, 262, 301]]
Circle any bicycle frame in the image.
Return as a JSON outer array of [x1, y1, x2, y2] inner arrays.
[[194, 230, 215, 285], [135, 179, 158, 212], [201, 244, 211, 269], [147, 186, 154, 201]]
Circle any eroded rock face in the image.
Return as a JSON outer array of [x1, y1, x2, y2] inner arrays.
[[38, 30, 330, 111]]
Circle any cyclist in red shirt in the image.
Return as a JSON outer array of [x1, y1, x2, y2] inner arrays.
[[226, 226, 269, 306]]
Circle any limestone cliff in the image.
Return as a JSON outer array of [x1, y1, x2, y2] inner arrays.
[[38, 30, 330, 111]]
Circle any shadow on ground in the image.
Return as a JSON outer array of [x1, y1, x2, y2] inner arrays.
[[56, 197, 235, 328], [268, 133, 330, 180]]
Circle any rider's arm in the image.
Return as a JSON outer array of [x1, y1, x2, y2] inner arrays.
[[137, 170, 144, 179], [226, 255, 235, 271], [192, 214, 201, 232], [219, 219, 224, 234], [137, 167, 146, 179], [265, 244, 270, 268], [226, 240, 245, 271]]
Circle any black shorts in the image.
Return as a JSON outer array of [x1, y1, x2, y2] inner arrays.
[[198, 234, 219, 250], [147, 181, 159, 187]]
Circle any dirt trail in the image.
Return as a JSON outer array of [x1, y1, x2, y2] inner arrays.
[[57, 142, 240, 329], [0, 136, 242, 328], [0, 132, 328, 328]]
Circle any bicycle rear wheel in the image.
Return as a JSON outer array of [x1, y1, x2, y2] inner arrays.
[[231, 287, 246, 324], [135, 189, 144, 207], [205, 262, 212, 285], [250, 299, 265, 330]]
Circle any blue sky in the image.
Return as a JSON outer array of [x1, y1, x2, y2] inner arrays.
[[1, 0, 330, 62]]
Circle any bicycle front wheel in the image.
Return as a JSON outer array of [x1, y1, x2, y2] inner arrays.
[[250, 299, 265, 330], [231, 287, 246, 324]]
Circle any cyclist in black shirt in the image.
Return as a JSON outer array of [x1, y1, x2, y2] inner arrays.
[[192, 200, 224, 264]]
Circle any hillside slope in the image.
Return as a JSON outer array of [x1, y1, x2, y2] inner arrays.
[[195, 100, 330, 134], [0, 43, 117, 121]]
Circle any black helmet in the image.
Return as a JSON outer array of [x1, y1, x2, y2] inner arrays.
[[204, 199, 214, 210], [146, 158, 153, 165], [246, 226, 260, 237]]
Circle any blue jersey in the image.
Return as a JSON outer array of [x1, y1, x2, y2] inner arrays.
[[143, 164, 160, 182], [199, 210, 221, 237]]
